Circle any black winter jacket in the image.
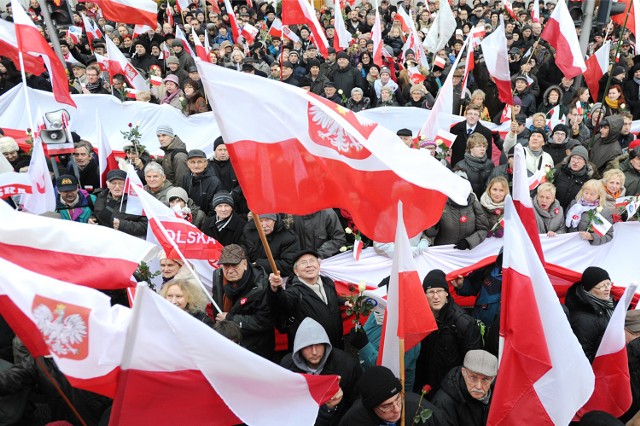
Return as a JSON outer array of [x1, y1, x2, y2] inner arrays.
[[329, 65, 366, 97], [93, 190, 148, 237], [201, 212, 246, 246], [242, 217, 300, 277], [181, 165, 222, 215], [431, 366, 491, 426], [427, 195, 489, 249], [552, 161, 595, 210], [339, 392, 441, 426]]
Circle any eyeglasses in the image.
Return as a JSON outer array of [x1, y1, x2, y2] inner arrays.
[[593, 281, 613, 291], [376, 393, 403, 413], [426, 289, 447, 297], [463, 369, 494, 385]]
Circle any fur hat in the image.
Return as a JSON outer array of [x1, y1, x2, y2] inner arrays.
[[0, 137, 19, 154]]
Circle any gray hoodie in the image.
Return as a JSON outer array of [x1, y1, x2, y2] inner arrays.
[[292, 318, 332, 374]]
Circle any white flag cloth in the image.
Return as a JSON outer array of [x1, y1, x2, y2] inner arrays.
[[22, 137, 55, 214]]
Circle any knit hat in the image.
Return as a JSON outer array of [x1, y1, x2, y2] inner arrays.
[[211, 191, 234, 209], [612, 65, 626, 77], [626, 311, 640, 333], [566, 139, 581, 151], [629, 139, 640, 151], [171, 39, 183, 48], [551, 123, 569, 137], [336, 51, 349, 60], [463, 350, 498, 376], [358, 366, 403, 410], [156, 125, 174, 137], [166, 55, 180, 65], [307, 58, 321, 68], [422, 269, 448, 292], [513, 96, 522, 106], [260, 213, 278, 222], [570, 145, 589, 163], [581, 266, 610, 291], [529, 128, 547, 144], [214, 136, 225, 151], [167, 186, 189, 203], [380, 66, 391, 75], [0, 136, 19, 153]]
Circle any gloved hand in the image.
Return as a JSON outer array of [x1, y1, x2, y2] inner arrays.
[[349, 328, 369, 350], [454, 239, 470, 250], [417, 239, 430, 254]]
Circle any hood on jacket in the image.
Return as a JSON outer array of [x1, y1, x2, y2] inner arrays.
[[542, 85, 563, 106], [292, 317, 332, 374], [600, 114, 624, 144]]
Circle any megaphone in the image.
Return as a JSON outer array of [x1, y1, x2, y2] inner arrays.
[[40, 109, 70, 145]]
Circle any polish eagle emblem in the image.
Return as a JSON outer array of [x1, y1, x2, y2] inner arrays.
[[32, 299, 89, 360]]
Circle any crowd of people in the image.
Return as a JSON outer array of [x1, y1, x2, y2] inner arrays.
[[2, 0, 640, 423]]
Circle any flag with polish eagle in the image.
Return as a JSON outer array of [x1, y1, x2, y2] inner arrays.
[[268, 19, 301, 43], [0, 18, 46, 75], [96, 113, 118, 188], [487, 196, 595, 425], [92, 0, 158, 28], [81, 15, 103, 50], [11, 0, 76, 107], [584, 41, 611, 104], [377, 202, 438, 376], [22, 137, 55, 215], [480, 18, 513, 105], [66, 26, 83, 45], [281, 0, 330, 56], [240, 23, 259, 45], [105, 37, 148, 91], [94, 52, 109, 72], [0, 172, 33, 199], [0, 200, 157, 289], [575, 284, 636, 419], [540, 0, 587, 79], [192, 27, 209, 62], [197, 60, 472, 243], [333, 0, 352, 51]]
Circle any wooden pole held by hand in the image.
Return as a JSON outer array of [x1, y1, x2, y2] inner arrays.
[[252, 212, 280, 277]]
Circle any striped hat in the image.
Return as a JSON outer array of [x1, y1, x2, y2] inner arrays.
[[211, 192, 234, 209], [156, 125, 174, 137]]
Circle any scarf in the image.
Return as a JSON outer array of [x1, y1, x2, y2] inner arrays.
[[480, 192, 505, 213], [581, 285, 615, 319], [605, 187, 621, 200], [215, 215, 232, 232], [161, 88, 183, 105], [565, 198, 599, 228], [222, 266, 253, 311], [463, 153, 489, 172], [85, 78, 100, 92], [604, 96, 619, 110], [373, 78, 399, 99]]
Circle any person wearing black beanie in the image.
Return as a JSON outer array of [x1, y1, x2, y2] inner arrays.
[[565, 266, 615, 362]]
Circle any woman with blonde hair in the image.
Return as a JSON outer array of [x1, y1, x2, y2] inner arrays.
[[601, 169, 626, 210], [481, 177, 509, 237], [465, 89, 491, 121], [533, 182, 566, 236], [565, 179, 614, 245], [160, 279, 214, 326]]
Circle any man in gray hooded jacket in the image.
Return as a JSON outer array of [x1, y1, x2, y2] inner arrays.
[[280, 318, 361, 425]]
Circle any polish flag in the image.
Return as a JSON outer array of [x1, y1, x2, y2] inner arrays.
[[175, 25, 195, 58], [204, 29, 211, 57], [132, 24, 152, 39], [282, 25, 301, 43], [487, 196, 595, 425], [500, 105, 512, 123], [591, 212, 612, 237], [372, 7, 385, 66], [131, 184, 224, 261], [192, 27, 209, 62], [419, 38, 468, 145], [461, 25, 485, 97], [575, 284, 635, 419], [96, 113, 118, 188], [433, 55, 446, 69], [406, 11, 430, 68], [547, 105, 566, 128], [94, 52, 109, 71], [377, 202, 438, 376], [11, 0, 76, 108], [0, 19, 46, 75], [240, 23, 259, 45], [268, 18, 301, 43], [174, 0, 190, 13], [223, 0, 241, 42], [281, 0, 330, 56], [110, 285, 340, 425], [513, 144, 545, 261], [22, 137, 55, 215], [166, 0, 174, 27], [423, 0, 456, 53], [503, 0, 517, 19], [0, 258, 129, 398], [531, 0, 540, 23], [66, 25, 83, 45], [584, 41, 610, 105], [407, 65, 425, 84], [333, 0, 352, 52], [616, 196, 635, 209], [206, 0, 220, 14], [82, 15, 103, 50], [540, 0, 587, 79], [150, 75, 163, 86], [105, 37, 149, 91], [576, 100, 583, 115], [435, 128, 456, 150], [353, 238, 363, 261], [527, 168, 548, 191], [0, 201, 156, 289], [197, 61, 472, 243], [0, 172, 33, 198], [612, 0, 640, 53], [92, 0, 158, 28], [125, 88, 137, 99], [394, 5, 412, 33], [123, 164, 144, 215], [480, 18, 513, 105]]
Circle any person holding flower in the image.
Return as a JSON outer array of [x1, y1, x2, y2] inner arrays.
[[480, 177, 509, 238], [533, 182, 566, 237], [565, 179, 614, 245]]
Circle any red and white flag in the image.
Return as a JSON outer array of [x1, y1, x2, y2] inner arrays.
[[132, 24, 153, 39], [500, 105, 512, 123], [590, 212, 612, 237], [435, 128, 456, 149], [223, 0, 241, 42], [576, 284, 636, 419], [11, 0, 76, 107], [0, 200, 156, 289], [66, 25, 83, 45], [584, 41, 610, 104], [22, 137, 55, 215], [547, 105, 566, 128], [480, 18, 513, 105], [531, 0, 540, 23], [378, 202, 438, 376], [394, 5, 412, 33], [281, 0, 330, 56], [0, 19, 46, 75], [110, 285, 340, 425], [433, 54, 446, 69], [487, 196, 595, 425], [513, 144, 545, 261], [540, 0, 587, 78], [94, 52, 109, 71], [240, 23, 259, 45], [174, 0, 190, 12], [576, 100, 583, 115], [82, 15, 103, 50], [353, 238, 363, 261], [268, 18, 300, 43], [372, 7, 385, 67], [198, 61, 472, 243], [97, 113, 118, 188], [423, 0, 456, 53], [105, 37, 149, 91], [150, 75, 163, 86], [460, 25, 485, 97], [122, 164, 144, 215], [192, 26, 209, 62], [92, 0, 158, 28], [175, 25, 196, 58], [333, 0, 352, 51], [0, 258, 129, 398], [0, 172, 33, 199], [503, 0, 516, 19], [166, 0, 174, 27], [407, 65, 425, 84]]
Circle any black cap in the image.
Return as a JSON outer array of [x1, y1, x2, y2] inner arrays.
[[327, 47, 336, 54], [281, 61, 294, 69], [106, 169, 127, 182], [396, 128, 412, 137], [581, 266, 610, 291], [422, 269, 449, 292], [56, 174, 79, 192], [336, 51, 350, 60], [324, 81, 336, 88], [293, 249, 320, 265], [187, 149, 207, 159]]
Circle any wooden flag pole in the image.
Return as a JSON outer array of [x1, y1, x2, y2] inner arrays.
[[399, 337, 406, 426], [251, 212, 280, 276]]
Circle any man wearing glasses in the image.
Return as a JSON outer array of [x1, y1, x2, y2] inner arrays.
[[432, 350, 498, 425]]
